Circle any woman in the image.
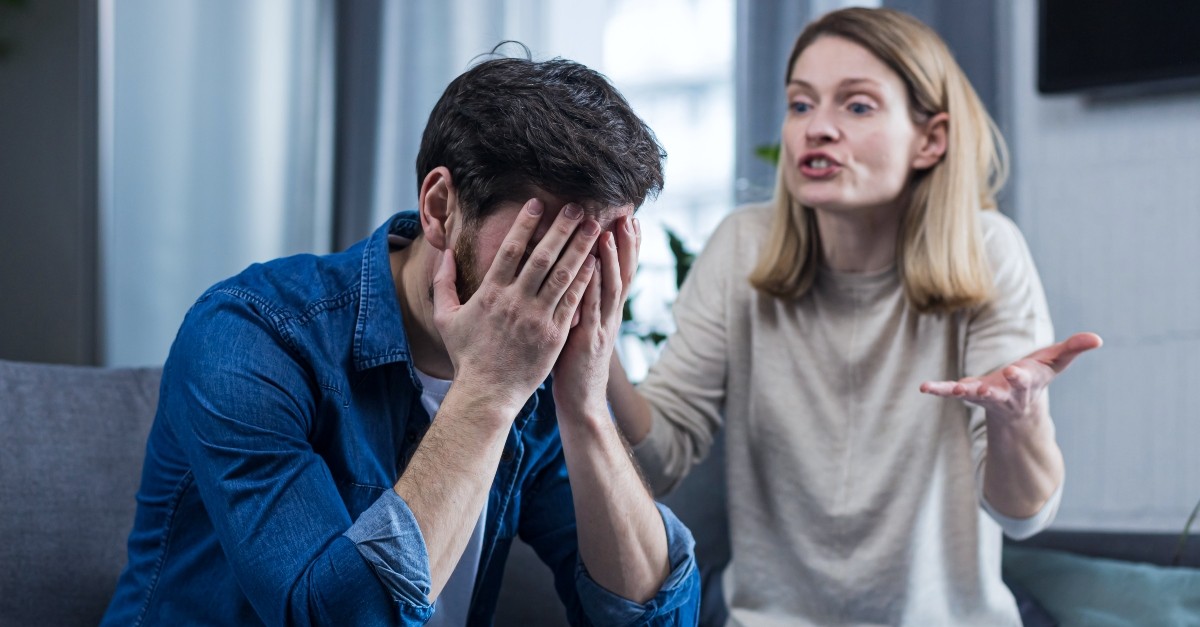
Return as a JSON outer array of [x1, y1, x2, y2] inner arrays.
[[608, 8, 1101, 626]]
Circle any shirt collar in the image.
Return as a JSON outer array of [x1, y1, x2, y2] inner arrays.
[[352, 211, 422, 371]]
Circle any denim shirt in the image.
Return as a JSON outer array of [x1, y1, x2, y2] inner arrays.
[[102, 212, 700, 626]]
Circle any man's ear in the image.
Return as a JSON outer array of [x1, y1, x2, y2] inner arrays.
[[418, 166, 459, 251], [912, 112, 949, 170]]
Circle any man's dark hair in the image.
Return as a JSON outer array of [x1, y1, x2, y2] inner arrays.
[[416, 52, 666, 221]]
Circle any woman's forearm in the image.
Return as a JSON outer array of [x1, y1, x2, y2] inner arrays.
[[982, 400, 1065, 518], [607, 351, 655, 445]]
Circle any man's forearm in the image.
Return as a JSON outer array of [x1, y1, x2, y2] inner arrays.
[[557, 402, 670, 603], [983, 403, 1064, 518], [393, 386, 515, 601]]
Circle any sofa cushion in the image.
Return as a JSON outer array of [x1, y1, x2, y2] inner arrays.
[[0, 360, 161, 627], [1003, 545, 1200, 626]]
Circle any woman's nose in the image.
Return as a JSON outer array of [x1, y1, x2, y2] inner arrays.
[[805, 108, 839, 144]]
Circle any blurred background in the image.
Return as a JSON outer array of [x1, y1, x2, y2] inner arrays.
[[1, 0, 1197, 535]]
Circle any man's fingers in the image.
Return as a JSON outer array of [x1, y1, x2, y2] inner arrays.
[[633, 216, 642, 257], [581, 257, 602, 325], [431, 249, 460, 319], [483, 198, 545, 286], [555, 254, 596, 327], [615, 216, 639, 295], [519, 203, 595, 295], [537, 218, 600, 307], [598, 231, 624, 322]]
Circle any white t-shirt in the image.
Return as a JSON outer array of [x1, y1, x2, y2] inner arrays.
[[414, 368, 488, 627]]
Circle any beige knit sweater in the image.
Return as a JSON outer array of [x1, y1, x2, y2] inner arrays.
[[633, 204, 1056, 626]]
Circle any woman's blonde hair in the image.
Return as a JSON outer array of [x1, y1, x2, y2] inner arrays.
[[748, 7, 1008, 313]]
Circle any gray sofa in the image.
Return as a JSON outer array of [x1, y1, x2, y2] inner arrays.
[[0, 359, 729, 626], [0, 359, 161, 626], [8, 358, 1191, 626]]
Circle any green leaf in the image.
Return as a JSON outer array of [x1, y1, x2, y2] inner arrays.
[[664, 227, 695, 290], [641, 331, 668, 346], [754, 143, 781, 167]]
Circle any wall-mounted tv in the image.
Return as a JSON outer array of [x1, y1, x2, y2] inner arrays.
[[1038, 0, 1200, 94]]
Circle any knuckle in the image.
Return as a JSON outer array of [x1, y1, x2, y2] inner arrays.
[[529, 250, 553, 271], [552, 267, 573, 287], [502, 300, 523, 320], [481, 289, 502, 309], [500, 240, 523, 262]]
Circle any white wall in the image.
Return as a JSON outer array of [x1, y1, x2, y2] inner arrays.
[[1002, 1, 1200, 531]]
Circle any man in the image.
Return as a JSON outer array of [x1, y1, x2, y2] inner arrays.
[[102, 55, 699, 626]]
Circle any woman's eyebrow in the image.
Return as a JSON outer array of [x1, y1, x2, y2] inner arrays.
[[838, 78, 883, 90], [788, 77, 883, 91]]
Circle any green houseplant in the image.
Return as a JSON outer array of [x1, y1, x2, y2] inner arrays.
[[622, 227, 695, 346], [618, 227, 696, 382]]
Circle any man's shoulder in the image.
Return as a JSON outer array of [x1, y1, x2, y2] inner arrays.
[[201, 245, 366, 326]]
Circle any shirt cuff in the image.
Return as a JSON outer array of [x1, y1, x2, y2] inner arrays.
[[574, 502, 700, 625], [344, 487, 435, 616], [983, 479, 1063, 540]]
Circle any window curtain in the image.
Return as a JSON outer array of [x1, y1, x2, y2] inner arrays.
[[331, 0, 599, 249], [100, 0, 335, 366], [733, 0, 813, 204]]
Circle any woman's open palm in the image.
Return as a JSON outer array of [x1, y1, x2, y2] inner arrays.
[[920, 332, 1103, 421]]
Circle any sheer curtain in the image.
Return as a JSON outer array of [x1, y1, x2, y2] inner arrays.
[[734, 0, 882, 205], [100, 0, 335, 366], [333, 0, 737, 379], [99, 0, 739, 369], [332, 0, 617, 249]]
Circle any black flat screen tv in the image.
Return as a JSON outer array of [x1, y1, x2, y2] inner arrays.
[[1038, 0, 1200, 94]]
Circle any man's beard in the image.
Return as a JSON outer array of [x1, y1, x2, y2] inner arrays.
[[452, 218, 484, 304]]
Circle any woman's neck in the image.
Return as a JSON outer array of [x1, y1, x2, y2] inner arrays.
[[813, 203, 902, 274]]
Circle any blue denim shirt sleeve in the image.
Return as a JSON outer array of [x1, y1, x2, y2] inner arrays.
[[343, 489, 435, 617], [574, 503, 700, 625], [168, 291, 428, 625], [518, 449, 701, 626]]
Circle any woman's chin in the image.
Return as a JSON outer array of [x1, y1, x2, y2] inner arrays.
[[794, 192, 842, 210]]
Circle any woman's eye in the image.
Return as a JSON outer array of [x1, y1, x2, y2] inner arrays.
[[847, 102, 873, 114], [789, 102, 812, 114]]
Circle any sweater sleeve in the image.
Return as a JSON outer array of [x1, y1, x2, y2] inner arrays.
[[964, 212, 1060, 536], [632, 210, 753, 496]]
